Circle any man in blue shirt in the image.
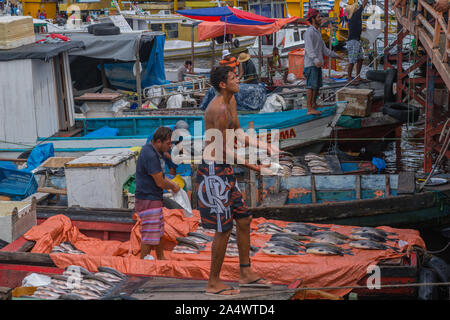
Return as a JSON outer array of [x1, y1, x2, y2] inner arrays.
[[135, 126, 180, 260]]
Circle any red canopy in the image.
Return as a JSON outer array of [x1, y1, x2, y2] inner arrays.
[[198, 16, 299, 41]]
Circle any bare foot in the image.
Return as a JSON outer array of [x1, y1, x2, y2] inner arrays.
[[307, 108, 322, 115], [156, 255, 167, 260], [206, 281, 240, 296]]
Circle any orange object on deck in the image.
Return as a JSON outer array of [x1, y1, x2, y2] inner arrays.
[[288, 49, 305, 79], [24, 209, 426, 298]]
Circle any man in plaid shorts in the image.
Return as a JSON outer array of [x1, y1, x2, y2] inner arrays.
[[346, 0, 368, 83]]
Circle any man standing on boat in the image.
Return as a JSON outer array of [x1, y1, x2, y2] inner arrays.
[[135, 126, 180, 260], [219, 49, 239, 75], [197, 65, 277, 296], [238, 50, 258, 84], [177, 60, 192, 82], [304, 8, 344, 115], [346, 0, 369, 83]]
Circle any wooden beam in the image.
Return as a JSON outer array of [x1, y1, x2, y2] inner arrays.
[[0, 252, 56, 267], [37, 187, 67, 195]]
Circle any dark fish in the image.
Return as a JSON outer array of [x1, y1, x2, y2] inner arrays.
[[266, 240, 302, 252], [313, 231, 349, 240], [306, 245, 344, 256], [188, 232, 213, 242], [176, 237, 205, 250], [97, 266, 127, 280], [351, 227, 398, 237], [285, 226, 314, 237], [349, 232, 398, 243], [349, 240, 400, 253], [270, 233, 310, 241], [262, 246, 303, 256], [304, 242, 353, 255], [270, 234, 305, 247], [59, 293, 86, 300], [310, 234, 348, 245], [286, 222, 330, 231]]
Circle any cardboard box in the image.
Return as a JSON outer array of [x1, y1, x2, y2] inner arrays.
[[337, 88, 374, 117]]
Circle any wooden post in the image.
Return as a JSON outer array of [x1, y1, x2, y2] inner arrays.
[[329, 23, 332, 78], [424, 58, 434, 173], [384, 0, 388, 69], [136, 36, 142, 109]]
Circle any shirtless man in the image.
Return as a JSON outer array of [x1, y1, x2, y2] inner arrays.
[[197, 65, 278, 296]]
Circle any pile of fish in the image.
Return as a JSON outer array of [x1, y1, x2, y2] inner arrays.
[[348, 227, 400, 253], [28, 265, 126, 300], [50, 242, 85, 255], [291, 162, 308, 176], [257, 222, 401, 256], [174, 231, 212, 254], [304, 153, 331, 174]]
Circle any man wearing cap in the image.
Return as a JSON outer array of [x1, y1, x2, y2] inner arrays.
[[304, 8, 344, 115], [238, 50, 258, 84], [346, 0, 368, 84], [219, 49, 239, 75], [135, 126, 180, 260]]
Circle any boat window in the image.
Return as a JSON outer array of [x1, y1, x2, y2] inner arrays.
[[300, 30, 306, 41], [165, 23, 178, 39], [293, 30, 300, 42], [150, 23, 163, 32]]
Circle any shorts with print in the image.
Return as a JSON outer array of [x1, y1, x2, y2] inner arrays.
[[196, 162, 251, 233], [347, 39, 364, 64], [304, 66, 323, 90]]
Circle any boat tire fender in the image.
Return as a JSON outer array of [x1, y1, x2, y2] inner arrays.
[[384, 68, 397, 103], [424, 255, 450, 283], [418, 267, 439, 300], [93, 26, 121, 36], [233, 39, 240, 48], [382, 102, 420, 123], [366, 70, 387, 82]]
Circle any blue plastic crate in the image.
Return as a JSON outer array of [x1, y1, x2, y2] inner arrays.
[[0, 167, 38, 200]]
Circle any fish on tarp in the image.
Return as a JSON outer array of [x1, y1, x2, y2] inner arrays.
[[304, 242, 353, 255], [172, 245, 200, 254], [257, 222, 284, 232], [266, 240, 306, 253], [286, 222, 330, 232], [351, 227, 398, 237], [270, 234, 305, 247], [284, 226, 315, 237], [176, 237, 206, 250], [187, 232, 213, 242], [262, 246, 304, 256], [310, 234, 348, 245], [349, 232, 398, 243], [270, 233, 309, 242], [306, 245, 345, 256], [349, 240, 400, 253], [313, 231, 349, 240], [94, 272, 123, 283]]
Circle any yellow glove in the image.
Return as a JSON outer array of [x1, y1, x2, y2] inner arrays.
[[171, 174, 185, 190]]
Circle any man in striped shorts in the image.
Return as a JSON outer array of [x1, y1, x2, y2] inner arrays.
[[135, 126, 180, 260]]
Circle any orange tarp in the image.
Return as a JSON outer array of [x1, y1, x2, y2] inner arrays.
[[23, 209, 426, 297], [197, 17, 299, 41]]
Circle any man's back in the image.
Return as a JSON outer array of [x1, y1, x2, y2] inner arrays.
[[348, 6, 364, 41]]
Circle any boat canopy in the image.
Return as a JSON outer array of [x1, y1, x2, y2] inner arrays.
[[177, 6, 299, 41]]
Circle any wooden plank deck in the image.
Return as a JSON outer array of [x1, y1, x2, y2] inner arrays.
[[128, 277, 294, 300]]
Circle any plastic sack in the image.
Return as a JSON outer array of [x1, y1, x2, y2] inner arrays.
[[259, 94, 286, 113], [22, 273, 52, 287], [171, 189, 192, 217], [166, 94, 183, 109], [24, 143, 54, 172]]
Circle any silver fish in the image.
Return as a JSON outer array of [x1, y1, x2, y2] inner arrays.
[[305, 153, 326, 162], [307, 160, 329, 167], [310, 234, 348, 245], [94, 272, 123, 282], [349, 240, 400, 253], [257, 222, 284, 232], [286, 222, 330, 231], [266, 241, 304, 252], [349, 232, 397, 243], [313, 231, 349, 240], [284, 226, 314, 236], [72, 289, 100, 299], [351, 227, 398, 237], [65, 265, 92, 276], [188, 232, 213, 242], [262, 246, 303, 256], [309, 166, 331, 173], [306, 245, 344, 256], [270, 234, 305, 247], [270, 233, 310, 242], [304, 242, 353, 255], [176, 237, 205, 250], [172, 245, 200, 254], [97, 266, 127, 280]]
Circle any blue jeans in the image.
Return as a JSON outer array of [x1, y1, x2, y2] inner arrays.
[[304, 66, 323, 90]]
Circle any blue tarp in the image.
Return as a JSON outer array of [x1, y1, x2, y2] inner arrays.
[[24, 143, 54, 172], [84, 126, 119, 138], [200, 83, 267, 111]]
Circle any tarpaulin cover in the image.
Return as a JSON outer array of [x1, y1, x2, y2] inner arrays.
[[24, 210, 426, 297], [200, 83, 267, 111], [177, 6, 277, 23], [197, 17, 299, 41], [23, 143, 54, 172], [0, 41, 84, 62]]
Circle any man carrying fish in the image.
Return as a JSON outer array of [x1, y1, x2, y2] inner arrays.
[[197, 65, 279, 296], [135, 126, 181, 260]]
